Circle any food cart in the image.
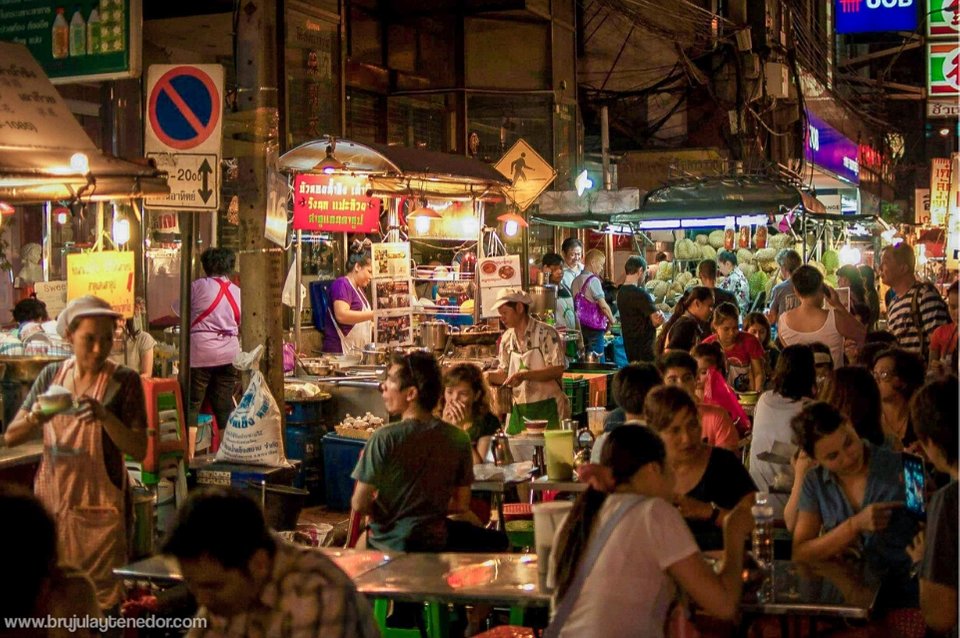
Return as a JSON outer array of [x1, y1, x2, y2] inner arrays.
[[277, 137, 516, 505]]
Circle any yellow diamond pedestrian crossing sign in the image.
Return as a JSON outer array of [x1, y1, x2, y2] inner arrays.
[[494, 139, 557, 212]]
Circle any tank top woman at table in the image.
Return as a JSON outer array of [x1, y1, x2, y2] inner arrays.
[[2, 295, 148, 611], [777, 265, 865, 369], [189, 248, 241, 434], [323, 250, 374, 355]]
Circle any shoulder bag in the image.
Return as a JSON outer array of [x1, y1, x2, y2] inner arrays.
[[573, 274, 609, 331]]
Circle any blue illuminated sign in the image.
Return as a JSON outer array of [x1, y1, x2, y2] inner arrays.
[[805, 111, 860, 185], [835, 0, 919, 34]]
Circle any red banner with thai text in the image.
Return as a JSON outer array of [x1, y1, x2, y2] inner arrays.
[[293, 174, 381, 232]]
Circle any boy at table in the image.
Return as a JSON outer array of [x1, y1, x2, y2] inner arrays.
[[352, 351, 499, 552], [163, 488, 379, 638]]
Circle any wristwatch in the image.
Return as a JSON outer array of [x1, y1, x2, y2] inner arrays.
[[708, 502, 721, 525]]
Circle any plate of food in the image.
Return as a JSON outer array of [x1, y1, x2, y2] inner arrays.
[[498, 264, 515, 280], [37, 384, 77, 416], [480, 260, 497, 275]]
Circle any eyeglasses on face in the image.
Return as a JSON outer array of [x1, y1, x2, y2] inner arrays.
[[872, 369, 896, 381]]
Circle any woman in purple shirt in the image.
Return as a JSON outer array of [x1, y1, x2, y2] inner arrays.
[[189, 248, 241, 433], [323, 251, 374, 354]]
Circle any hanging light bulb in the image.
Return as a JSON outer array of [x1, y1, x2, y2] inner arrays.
[[112, 216, 131, 245], [69, 152, 89, 174], [838, 243, 861, 266], [0, 201, 14, 216], [314, 145, 345, 174], [496, 211, 528, 238], [414, 216, 431, 234]]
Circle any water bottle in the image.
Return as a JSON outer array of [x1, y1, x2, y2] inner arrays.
[[751, 492, 775, 569]]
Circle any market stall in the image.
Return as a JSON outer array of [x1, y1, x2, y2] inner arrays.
[[277, 137, 519, 505], [0, 42, 169, 481]]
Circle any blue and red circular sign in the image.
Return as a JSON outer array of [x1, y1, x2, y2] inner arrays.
[[148, 66, 220, 151]]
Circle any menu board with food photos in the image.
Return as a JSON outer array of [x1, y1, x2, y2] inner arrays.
[[478, 254, 522, 319], [371, 242, 413, 346]]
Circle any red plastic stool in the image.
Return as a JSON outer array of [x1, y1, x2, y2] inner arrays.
[[502, 503, 533, 521], [472, 626, 535, 638]]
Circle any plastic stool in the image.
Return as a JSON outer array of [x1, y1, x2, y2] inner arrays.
[[372, 599, 450, 638], [472, 627, 534, 638]]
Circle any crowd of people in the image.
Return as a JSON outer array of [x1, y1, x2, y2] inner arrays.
[[0, 238, 957, 638]]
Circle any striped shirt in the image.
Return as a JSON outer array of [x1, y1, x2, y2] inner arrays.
[[886, 282, 949, 356]]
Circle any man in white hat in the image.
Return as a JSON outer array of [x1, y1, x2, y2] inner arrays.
[[485, 287, 569, 433]]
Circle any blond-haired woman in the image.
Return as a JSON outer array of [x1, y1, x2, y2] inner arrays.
[[572, 249, 615, 361]]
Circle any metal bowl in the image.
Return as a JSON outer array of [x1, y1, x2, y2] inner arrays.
[[0, 356, 68, 383]]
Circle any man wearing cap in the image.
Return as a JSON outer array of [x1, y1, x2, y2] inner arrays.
[[485, 288, 569, 433], [2, 295, 147, 611]]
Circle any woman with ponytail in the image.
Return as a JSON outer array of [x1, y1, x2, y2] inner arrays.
[[546, 424, 752, 638], [655, 286, 714, 355]]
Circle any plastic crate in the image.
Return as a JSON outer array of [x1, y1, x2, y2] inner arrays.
[[322, 433, 366, 511], [286, 399, 327, 425], [563, 378, 589, 416]]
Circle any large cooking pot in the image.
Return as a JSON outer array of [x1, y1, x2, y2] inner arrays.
[[420, 321, 450, 352], [130, 488, 156, 559], [528, 284, 557, 317], [360, 343, 390, 366]]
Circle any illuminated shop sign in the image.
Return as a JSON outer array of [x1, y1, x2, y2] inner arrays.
[[292, 173, 381, 233], [835, 0, 919, 34], [805, 112, 860, 185]]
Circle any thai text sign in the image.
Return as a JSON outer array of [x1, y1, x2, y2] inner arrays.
[[66, 251, 135, 317], [0, 0, 140, 83], [805, 111, 860, 185], [930, 157, 952, 226], [292, 173, 381, 233], [835, 0, 918, 34]]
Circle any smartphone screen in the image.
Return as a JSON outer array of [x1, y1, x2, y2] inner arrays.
[[903, 453, 926, 519]]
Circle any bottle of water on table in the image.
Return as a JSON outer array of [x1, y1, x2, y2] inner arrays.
[[751, 492, 775, 568], [752, 492, 775, 602]]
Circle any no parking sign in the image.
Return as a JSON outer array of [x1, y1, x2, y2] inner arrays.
[[145, 64, 224, 211]]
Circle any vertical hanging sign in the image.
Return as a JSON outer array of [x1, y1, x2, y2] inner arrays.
[[930, 157, 952, 225]]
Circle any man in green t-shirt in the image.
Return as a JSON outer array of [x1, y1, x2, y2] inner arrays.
[[351, 351, 474, 551]]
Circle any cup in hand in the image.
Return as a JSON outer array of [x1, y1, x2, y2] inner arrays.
[[532, 501, 573, 587]]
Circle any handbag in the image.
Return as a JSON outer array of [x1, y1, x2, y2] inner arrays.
[[543, 496, 645, 638], [573, 274, 609, 331]]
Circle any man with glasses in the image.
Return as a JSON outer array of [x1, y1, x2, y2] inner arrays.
[[350, 351, 474, 551], [657, 350, 740, 452]]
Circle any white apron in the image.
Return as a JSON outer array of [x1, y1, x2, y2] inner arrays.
[[506, 344, 569, 434], [331, 278, 373, 354]]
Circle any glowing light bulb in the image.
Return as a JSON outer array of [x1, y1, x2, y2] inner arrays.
[[56, 211, 69, 225], [838, 244, 861, 266], [112, 217, 130, 245], [505, 220, 519, 237], [70, 152, 89, 173], [415, 216, 431, 234]]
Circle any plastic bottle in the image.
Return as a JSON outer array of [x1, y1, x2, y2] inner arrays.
[[751, 492, 775, 569], [86, 7, 101, 55], [51, 8, 69, 59], [69, 6, 86, 57]]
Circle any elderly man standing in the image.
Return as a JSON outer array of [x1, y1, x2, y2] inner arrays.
[[881, 242, 950, 360], [559, 237, 584, 290], [485, 288, 569, 433]]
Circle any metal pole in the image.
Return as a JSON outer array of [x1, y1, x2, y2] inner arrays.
[[294, 229, 302, 349], [178, 212, 194, 426], [600, 105, 615, 279]]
